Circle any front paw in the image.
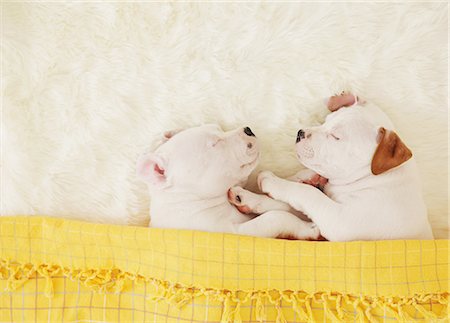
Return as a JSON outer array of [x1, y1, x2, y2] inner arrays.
[[257, 171, 279, 195], [306, 222, 322, 240], [227, 186, 254, 214], [288, 222, 322, 241]]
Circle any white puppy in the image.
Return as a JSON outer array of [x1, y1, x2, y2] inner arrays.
[[136, 124, 319, 240], [231, 95, 433, 241]]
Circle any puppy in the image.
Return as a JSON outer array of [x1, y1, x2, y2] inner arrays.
[[230, 94, 433, 241], [136, 124, 319, 240]]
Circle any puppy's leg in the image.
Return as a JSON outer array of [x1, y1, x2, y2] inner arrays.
[[228, 186, 312, 222], [236, 210, 320, 240], [228, 186, 291, 214], [287, 169, 317, 182], [258, 171, 342, 232]]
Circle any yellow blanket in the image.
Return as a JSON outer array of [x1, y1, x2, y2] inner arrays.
[[0, 216, 448, 322]]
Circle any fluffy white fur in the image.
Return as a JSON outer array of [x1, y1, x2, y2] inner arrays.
[[2, 3, 448, 238]]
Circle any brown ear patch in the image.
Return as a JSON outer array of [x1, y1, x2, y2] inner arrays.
[[371, 127, 413, 175]]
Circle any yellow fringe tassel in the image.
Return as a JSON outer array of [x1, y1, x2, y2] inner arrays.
[[1, 259, 448, 323], [253, 291, 266, 322]]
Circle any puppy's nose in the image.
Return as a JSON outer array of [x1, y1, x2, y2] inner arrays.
[[243, 127, 255, 137], [296, 129, 305, 143]]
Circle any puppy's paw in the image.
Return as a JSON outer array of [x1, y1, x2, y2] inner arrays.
[[257, 171, 277, 193], [282, 222, 322, 241], [288, 169, 317, 182], [227, 186, 255, 214], [302, 222, 321, 241]]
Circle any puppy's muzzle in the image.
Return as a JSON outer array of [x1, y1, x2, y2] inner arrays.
[[296, 129, 305, 143]]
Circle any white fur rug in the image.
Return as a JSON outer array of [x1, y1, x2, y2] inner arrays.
[[2, 3, 448, 238]]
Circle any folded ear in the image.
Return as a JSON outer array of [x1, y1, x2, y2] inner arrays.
[[151, 129, 183, 151], [327, 92, 359, 112], [136, 153, 169, 189], [371, 127, 412, 175], [163, 129, 183, 141]]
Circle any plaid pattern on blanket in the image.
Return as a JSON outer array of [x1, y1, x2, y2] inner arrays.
[[0, 216, 448, 322]]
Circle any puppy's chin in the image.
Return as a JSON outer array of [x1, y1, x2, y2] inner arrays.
[[241, 152, 259, 170], [296, 151, 321, 175]]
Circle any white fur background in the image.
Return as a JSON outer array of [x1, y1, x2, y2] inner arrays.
[[2, 3, 448, 238]]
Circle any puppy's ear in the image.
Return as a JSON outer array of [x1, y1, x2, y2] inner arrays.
[[371, 127, 412, 175], [150, 129, 183, 151], [327, 93, 359, 112], [136, 153, 169, 189], [162, 129, 183, 142]]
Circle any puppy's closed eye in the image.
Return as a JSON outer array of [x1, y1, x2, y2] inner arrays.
[[330, 133, 340, 140]]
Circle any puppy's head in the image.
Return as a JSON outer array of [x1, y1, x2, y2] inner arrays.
[[137, 124, 259, 197], [295, 105, 412, 182]]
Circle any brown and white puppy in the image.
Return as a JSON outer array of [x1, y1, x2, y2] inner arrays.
[[230, 94, 433, 241]]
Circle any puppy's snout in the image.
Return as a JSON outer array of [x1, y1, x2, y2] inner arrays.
[[243, 127, 255, 137], [296, 129, 305, 143]]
